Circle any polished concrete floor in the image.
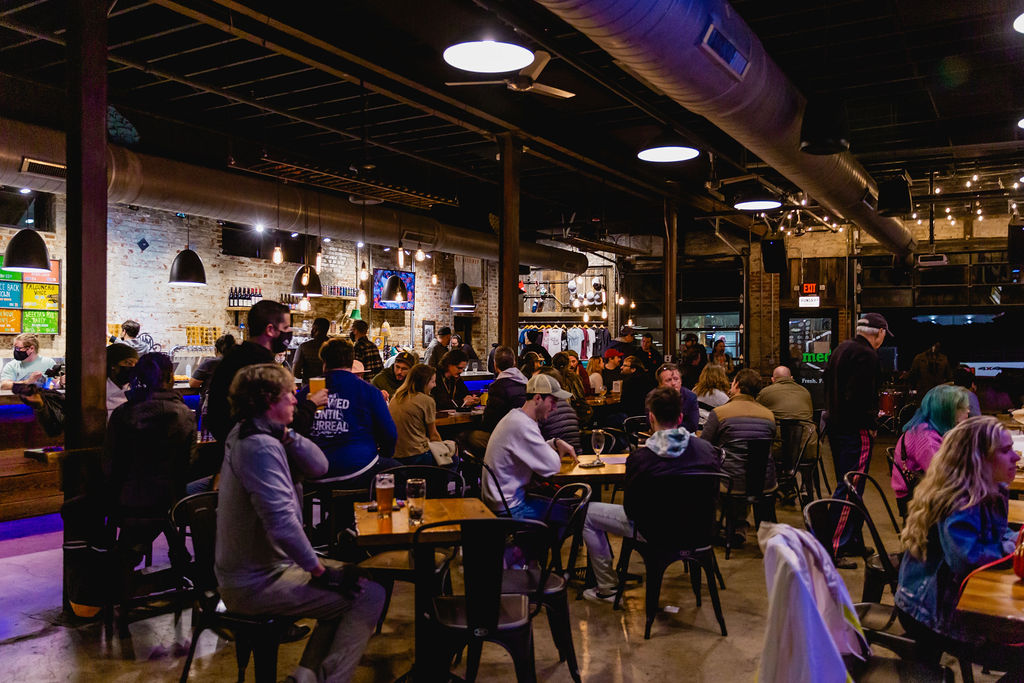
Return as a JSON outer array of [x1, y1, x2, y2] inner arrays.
[[0, 438, 1005, 682]]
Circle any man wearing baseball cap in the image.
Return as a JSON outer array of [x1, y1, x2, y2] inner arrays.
[[371, 351, 416, 399], [823, 312, 893, 564], [601, 348, 625, 388], [482, 373, 578, 519]]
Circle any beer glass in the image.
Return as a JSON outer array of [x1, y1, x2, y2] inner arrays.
[[375, 473, 395, 518], [406, 478, 426, 525]]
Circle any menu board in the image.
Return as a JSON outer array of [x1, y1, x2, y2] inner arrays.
[[22, 310, 58, 334], [0, 259, 60, 334], [0, 309, 20, 334], [22, 283, 59, 310]]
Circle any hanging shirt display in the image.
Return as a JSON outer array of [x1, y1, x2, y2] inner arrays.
[[566, 326, 584, 356]]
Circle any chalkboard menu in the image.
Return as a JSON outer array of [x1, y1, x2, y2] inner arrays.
[[0, 258, 60, 334]]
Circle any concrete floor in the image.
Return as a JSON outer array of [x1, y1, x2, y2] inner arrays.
[[0, 437, 1005, 682]]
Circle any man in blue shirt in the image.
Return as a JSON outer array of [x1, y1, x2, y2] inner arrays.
[[1, 333, 55, 390], [303, 338, 399, 487]]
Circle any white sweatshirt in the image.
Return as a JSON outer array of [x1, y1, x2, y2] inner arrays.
[[482, 408, 561, 512]]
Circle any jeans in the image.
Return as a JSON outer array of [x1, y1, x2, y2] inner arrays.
[[828, 429, 874, 554], [220, 560, 385, 683], [582, 502, 637, 593], [394, 451, 435, 467], [504, 497, 550, 521]]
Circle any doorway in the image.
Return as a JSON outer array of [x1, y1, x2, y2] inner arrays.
[[780, 309, 839, 409]]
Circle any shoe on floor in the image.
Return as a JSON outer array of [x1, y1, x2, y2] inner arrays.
[[583, 588, 616, 603], [834, 557, 858, 570], [837, 543, 874, 559]]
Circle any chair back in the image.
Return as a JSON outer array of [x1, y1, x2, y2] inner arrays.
[[376, 465, 466, 499], [745, 439, 774, 498], [541, 483, 591, 572], [169, 492, 219, 592], [776, 420, 812, 476], [414, 517, 548, 637], [884, 447, 896, 476], [622, 416, 650, 453], [803, 497, 899, 590], [630, 472, 728, 550], [843, 471, 902, 535]]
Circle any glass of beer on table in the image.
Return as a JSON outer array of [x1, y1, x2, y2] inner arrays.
[[376, 472, 395, 518], [406, 478, 426, 525]]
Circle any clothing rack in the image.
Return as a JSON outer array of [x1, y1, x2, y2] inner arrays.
[[517, 321, 610, 361]]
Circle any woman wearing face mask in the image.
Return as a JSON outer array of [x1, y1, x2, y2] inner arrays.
[[1, 333, 56, 390]]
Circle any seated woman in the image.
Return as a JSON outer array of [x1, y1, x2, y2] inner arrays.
[[104, 352, 195, 566], [586, 356, 605, 395], [389, 364, 444, 466], [892, 384, 970, 511], [519, 351, 543, 379], [535, 367, 582, 453], [896, 416, 1021, 671], [693, 363, 731, 427], [431, 349, 479, 411]]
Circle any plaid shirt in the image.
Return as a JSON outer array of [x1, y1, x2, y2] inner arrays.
[[354, 336, 384, 377]]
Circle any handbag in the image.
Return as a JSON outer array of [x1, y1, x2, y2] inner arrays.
[[427, 439, 456, 466]]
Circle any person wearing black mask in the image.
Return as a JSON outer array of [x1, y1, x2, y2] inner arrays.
[[106, 343, 139, 421], [205, 301, 328, 451]]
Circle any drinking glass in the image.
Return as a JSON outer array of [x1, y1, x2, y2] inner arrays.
[[406, 478, 426, 525], [375, 473, 395, 518], [591, 429, 606, 466]]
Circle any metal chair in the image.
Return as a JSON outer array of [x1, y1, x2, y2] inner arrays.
[[172, 492, 296, 683], [622, 416, 650, 453], [721, 439, 777, 558], [373, 464, 465, 499], [842, 471, 904, 603], [775, 419, 816, 507], [613, 472, 729, 638]]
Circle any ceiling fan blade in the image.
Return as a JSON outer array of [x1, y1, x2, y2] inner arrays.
[[444, 80, 508, 86], [519, 50, 551, 81], [528, 82, 576, 99]]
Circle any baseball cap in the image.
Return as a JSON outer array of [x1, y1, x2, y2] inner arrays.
[[437, 326, 452, 337], [858, 312, 895, 337], [526, 373, 572, 399], [603, 348, 624, 360], [394, 351, 416, 367]]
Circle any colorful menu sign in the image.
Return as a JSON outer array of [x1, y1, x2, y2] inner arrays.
[[22, 310, 58, 334], [0, 259, 60, 333]]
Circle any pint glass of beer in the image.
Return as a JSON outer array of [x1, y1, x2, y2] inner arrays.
[[375, 473, 395, 518]]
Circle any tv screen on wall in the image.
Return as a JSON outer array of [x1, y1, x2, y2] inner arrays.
[[372, 269, 415, 310]]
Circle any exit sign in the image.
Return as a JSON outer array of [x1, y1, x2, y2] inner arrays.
[[802, 282, 818, 294]]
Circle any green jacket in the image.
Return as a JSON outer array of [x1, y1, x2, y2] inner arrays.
[[371, 366, 403, 396]]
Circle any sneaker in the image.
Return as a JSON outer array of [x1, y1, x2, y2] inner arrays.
[[583, 588, 616, 604]]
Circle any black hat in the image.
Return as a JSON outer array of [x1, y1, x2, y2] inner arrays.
[[857, 312, 894, 337], [437, 326, 452, 337]]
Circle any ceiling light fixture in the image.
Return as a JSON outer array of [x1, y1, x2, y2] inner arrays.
[[2, 225, 50, 273], [255, 223, 264, 232], [168, 215, 206, 286], [415, 244, 425, 262], [443, 40, 534, 73], [451, 256, 476, 313], [272, 240, 284, 264], [18, 188, 31, 194], [582, 311, 590, 323], [1015, 12, 1024, 33], [630, 301, 636, 309], [637, 129, 699, 163]]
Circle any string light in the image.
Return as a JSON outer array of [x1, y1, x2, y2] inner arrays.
[[583, 311, 590, 323], [359, 261, 368, 281], [601, 308, 608, 320], [431, 272, 438, 285], [934, 187, 942, 194], [617, 295, 626, 306], [630, 301, 636, 309], [271, 240, 283, 264], [357, 289, 367, 306], [911, 213, 917, 219], [972, 174, 979, 181]]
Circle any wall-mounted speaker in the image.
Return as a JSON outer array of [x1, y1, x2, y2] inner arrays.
[[760, 237, 787, 274]]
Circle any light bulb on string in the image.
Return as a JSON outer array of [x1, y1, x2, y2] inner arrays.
[[415, 244, 425, 262], [398, 243, 405, 268], [627, 318, 634, 327], [394, 289, 404, 303], [431, 272, 438, 285], [617, 295, 626, 306], [601, 308, 608, 320], [300, 269, 310, 287], [359, 261, 368, 281], [298, 295, 311, 312], [583, 311, 589, 323], [357, 289, 367, 306], [271, 241, 283, 265], [315, 247, 323, 274]]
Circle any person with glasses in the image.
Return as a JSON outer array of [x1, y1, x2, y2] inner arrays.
[[1, 333, 55, 390]]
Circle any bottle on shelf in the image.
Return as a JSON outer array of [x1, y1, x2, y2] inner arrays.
[[229, 287, 236, 308]]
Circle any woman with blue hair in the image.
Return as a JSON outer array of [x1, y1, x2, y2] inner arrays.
[[892, 384, 970, 507]]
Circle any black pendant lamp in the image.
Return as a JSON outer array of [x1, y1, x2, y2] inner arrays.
[[450, 256, 476, 312], [381, 273, 407, 302], [168, 216, 207, 286], [291, 264, 323, 297], [2, 227, 50, 273]]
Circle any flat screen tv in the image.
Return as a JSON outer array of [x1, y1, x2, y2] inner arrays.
[[372, 268, 415, 310]]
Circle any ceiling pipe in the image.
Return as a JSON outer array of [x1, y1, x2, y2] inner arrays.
[[0, 118, 589, 273], [534, 0, 916, 256]]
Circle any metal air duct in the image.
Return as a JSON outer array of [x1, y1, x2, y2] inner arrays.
[[534, 0, 916, 256], [0, 118, 589, 273]]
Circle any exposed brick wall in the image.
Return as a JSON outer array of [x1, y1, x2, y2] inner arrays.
[[0, 196, 502, 359]]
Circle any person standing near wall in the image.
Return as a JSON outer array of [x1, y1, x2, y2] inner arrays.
[[292, 317, 330, 383], [351, 319, 383, 379], [823, 312, 891, 564]]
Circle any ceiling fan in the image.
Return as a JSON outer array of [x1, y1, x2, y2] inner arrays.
[[445, 51, 576, 99]]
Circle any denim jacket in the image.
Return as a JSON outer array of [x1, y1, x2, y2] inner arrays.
[[894, 489, 1017, 641]]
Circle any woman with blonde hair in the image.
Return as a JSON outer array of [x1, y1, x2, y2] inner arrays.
[[586, 356, 605, 394], [693, 363, 731, 426], [895, 416, 1021, 667], [389, 363, 444, 465]]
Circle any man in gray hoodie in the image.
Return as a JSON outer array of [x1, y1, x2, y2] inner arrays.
[[582, 386, 723, 603], [465, 345, 527, 455]]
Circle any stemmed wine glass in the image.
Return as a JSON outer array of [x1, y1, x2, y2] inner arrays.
[[590, 429, 607, 466]]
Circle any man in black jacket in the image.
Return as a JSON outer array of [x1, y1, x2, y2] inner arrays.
[[205, 301, 327, 452], [581, 386, 722, 603], [823, 312, 890, 561], [619, 355, 656, 418], [521, 329, 552, 365]]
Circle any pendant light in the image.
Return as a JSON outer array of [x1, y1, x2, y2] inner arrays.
[[314, 193, 324, 274], [415, 243, 425, 262], [601, 308, 608, 320], [451, 255, 476, 312], [169, 215, 207, 286], [583, 311, 590, 323], [291, 204, 322, 296], [297, 294, 311, 312], [397, 239, 405, 268], [270, 185, 284, 264], [357, 288, 367, 306], [637, 128, 699, 163], [3, 226, 51, 273]]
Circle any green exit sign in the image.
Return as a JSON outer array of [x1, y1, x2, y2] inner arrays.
[[802, 351, 831, 362]]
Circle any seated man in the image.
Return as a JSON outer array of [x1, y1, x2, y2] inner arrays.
[[618, 355, 656, 417], [601, 348, 624, 389], [581, 386, 722, 602], [654, 362, 700, 433], [756, 365, 818, 455], [216, 363, 384, 683], [304, 338, 399, 487], [482, 374, 578, 519], [431, 349, 480, 411], [371, 350, 416, 399], [701, 369, 777, 544], [465, 345, 526, 454]]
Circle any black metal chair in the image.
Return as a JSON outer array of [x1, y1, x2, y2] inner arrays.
[[373, 464, 466, 499], [842, 471, 904, 603], [775, 419, 815, 507], [721, 439, 777, 558], [414, 517, 551, 682], [302, 477, 370, 562], [500, 483, 592, 683], [813, 409, 833, 495], [172, 492, 297, 683], [622, 416, 650, 453], [613, 473, 729, 639]]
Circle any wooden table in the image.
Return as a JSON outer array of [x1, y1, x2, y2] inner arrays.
[[353, 496, 494, 546], [353, 496, 495, 681], [1012, 471, 1024, 494], [585, 394, 620, 407], [1009, 499, 1024, 526], [551, 454, 628, 486], [956, 567, 1024, 642], [434, 409, 483, 427]]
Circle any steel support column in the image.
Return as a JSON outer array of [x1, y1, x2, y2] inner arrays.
[[499, 134, 521, 350], [65, 0, 108, 448], [663, 200, 678, 359]]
